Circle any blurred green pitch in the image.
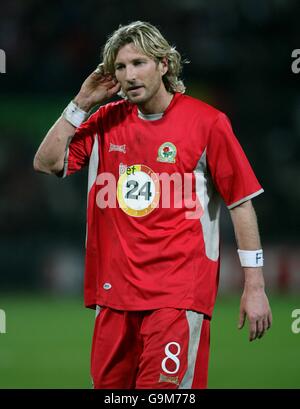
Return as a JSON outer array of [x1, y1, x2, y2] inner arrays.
[[0, 294, 299, 389]]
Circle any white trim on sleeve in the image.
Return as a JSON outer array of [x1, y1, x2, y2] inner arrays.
[[227, 188, 264, 209]]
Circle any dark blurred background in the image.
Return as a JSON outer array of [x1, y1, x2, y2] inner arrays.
[[0, 0, 300, 389], [1, 0, 299, 294]]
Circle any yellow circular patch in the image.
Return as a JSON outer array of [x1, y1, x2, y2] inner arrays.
[[117, 164, 160, 217]]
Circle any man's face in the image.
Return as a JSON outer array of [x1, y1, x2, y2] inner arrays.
[[114, 43, 167, 105]]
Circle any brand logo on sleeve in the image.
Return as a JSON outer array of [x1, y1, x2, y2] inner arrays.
[[157, 142, 177, 163], [109, 143, 126, 153]]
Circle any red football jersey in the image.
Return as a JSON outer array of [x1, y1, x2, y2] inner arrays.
[[64, 93, 263, 317]]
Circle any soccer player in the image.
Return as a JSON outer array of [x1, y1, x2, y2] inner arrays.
[[33, 21, 272, 389]]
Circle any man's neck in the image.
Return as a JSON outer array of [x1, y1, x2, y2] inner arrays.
[[137, 89, 174, 115]]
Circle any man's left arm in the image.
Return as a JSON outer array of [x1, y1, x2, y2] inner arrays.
[[229, 199, 272, 341]]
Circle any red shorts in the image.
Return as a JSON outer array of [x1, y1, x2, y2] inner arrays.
[[91, 307, 210, 389]]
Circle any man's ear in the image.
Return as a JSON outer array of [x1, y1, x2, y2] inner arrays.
[[160, 57, 169, 76]]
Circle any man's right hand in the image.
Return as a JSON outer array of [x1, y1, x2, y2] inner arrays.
[[74, 63, 121, 112], [33, 64, 121, 175]]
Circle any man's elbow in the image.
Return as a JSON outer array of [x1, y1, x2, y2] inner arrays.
[[33, 154, 62, 175], [33, 154, 48, 174]]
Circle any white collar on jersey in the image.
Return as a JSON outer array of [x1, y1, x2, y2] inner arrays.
[[137, 109, 164, 121]]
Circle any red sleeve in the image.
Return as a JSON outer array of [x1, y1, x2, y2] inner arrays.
[[206, 112, 263, 208], [64, 111, 99, 177]]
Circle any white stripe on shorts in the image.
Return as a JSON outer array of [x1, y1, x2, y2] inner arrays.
[[179, 310, 204, 389]]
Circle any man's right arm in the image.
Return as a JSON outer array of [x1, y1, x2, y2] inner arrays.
[[33, 64, 120, 175], [33, 117, 77, 175]]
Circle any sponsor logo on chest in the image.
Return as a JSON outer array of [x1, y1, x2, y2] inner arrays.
[[108, 141, 178, 164]]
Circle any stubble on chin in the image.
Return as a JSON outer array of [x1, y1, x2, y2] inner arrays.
[[126, 93, 148, 104]]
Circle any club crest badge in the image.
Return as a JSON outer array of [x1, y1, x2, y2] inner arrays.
[[157, 142, 177, 163]]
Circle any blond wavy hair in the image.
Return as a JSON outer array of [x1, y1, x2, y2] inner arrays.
[[102, 21, 186, 94]]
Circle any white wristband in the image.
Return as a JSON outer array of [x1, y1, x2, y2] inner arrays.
[[237, 249, 264, 267], [62, 100, 90, 128]]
